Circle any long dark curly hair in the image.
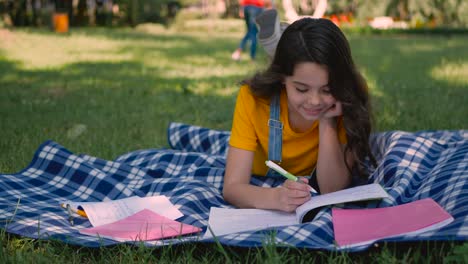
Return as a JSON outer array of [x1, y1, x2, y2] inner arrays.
[[243, 18, 377, 178]]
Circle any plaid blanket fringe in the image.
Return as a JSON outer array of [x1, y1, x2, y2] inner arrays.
[[0, 122, 466, 251]]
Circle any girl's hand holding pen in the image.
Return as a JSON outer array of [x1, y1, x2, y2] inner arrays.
[[265, 160, 319, 194], [265, 160, 316, 212], [276, 177, 312, 212]]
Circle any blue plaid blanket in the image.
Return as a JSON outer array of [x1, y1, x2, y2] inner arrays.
[[1, 123, 467, 251]]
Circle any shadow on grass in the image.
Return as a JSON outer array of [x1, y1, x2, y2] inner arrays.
[[1, 27, 466, 171], [59, 27, 468, 131], [0, 35, 246, 171]]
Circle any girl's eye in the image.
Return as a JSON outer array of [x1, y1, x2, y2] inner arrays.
[[322, 88, 331, 94], [295, 87, 308, 93]]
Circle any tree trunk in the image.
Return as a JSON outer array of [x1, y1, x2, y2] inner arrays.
[[130, 0, 138, 26], [223, 0, 239, 18], [75, 0, 87, 26]]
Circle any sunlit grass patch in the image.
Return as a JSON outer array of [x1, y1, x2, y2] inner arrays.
[[161, 62, 252, 79], [0, 31, 131, 69], [398, 42, 443, 53], [431, 61, 468, 86], [360, 68, 384, 98]]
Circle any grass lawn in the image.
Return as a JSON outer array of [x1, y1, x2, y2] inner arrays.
[[0, 23, 467, 262]]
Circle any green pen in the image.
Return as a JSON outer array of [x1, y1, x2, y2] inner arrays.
[[265, 160, 318, 194]]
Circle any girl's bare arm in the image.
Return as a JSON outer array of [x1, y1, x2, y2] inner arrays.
[[223, 147, 310, 212], [316, 117, 354, 193]]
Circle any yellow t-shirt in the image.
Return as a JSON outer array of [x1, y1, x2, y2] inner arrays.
[[229, 85, 347, 176]]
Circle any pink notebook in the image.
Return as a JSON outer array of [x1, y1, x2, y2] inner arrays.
[[80, 209, 201, 242], [332, 198, 453, 248]]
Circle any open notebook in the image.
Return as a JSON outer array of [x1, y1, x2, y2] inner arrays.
[[203, 183, 389, 238], [332, 198, 454, 249]]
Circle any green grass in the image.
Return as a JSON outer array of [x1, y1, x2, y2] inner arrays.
[[0, 24, 467, 262]]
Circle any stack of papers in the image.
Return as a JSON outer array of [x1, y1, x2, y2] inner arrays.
[[63, 195, 183, 227], [80, 209, 201, 242], [62, 195, 201, 242]]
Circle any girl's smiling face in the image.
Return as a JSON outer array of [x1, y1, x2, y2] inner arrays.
[[284, 62, 337, 130]]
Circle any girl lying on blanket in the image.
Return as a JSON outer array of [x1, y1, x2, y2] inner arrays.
[[223, 17, 377, 213]]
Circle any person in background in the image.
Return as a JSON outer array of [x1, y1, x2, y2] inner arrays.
[[255, 8, 285, 59], [231, 0, 271, 61]]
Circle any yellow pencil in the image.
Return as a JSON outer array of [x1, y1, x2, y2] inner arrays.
[[60, 203, 88, 218]]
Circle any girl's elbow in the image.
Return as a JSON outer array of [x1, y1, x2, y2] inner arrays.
[[223, 182, 246, 207], [222, 183, 235, 204], [320, 178, 352, 194]]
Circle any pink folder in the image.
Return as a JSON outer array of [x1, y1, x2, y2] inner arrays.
[[80, 209, 201, 242], [332, 198, 453, 248]]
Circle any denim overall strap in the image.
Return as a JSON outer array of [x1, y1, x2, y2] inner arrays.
[[268, 92, 283, 163]]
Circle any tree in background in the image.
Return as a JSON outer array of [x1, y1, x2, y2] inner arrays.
[[406, 0, 467, 27], [223, 0, 238, 17], [120, 0, 183, 26], [1, 0, 466, 28], [273, 0, 467, 27], [74, 0, 88, 26], [1, 0, 27, 26], [330, 0, 467, 27]]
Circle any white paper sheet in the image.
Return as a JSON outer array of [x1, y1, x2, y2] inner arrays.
[[62, 195, 183, 227], [203, 207, 296, 239]]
